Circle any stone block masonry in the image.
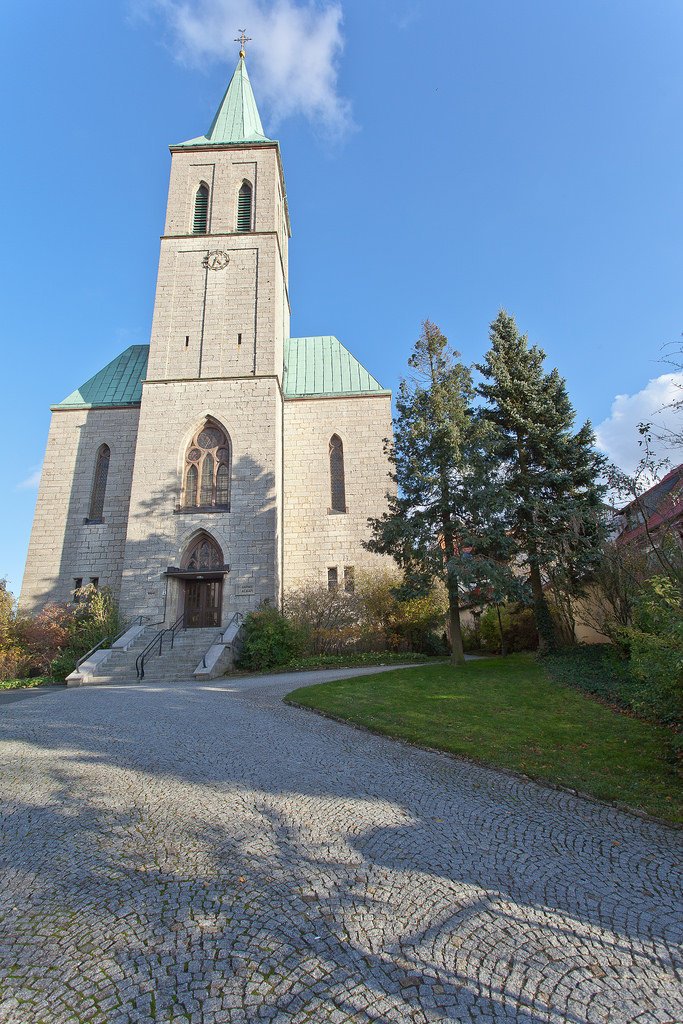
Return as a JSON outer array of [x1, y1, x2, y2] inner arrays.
[[283, 393, 394, 590], [20, 407, 140, 610]]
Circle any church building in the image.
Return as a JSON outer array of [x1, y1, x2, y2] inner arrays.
[[20, 48, 393, 631]]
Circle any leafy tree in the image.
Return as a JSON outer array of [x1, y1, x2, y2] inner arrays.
[[477, 311, 607, 653], [367, 321, 493, 666]]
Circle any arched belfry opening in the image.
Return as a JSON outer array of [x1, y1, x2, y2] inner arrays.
[[167, 531, 226, 629]]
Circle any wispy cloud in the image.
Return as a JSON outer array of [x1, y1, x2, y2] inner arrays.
[[132, 0, 353, 139], [16, 467, 42, 491], [596, 373, 683, 473]]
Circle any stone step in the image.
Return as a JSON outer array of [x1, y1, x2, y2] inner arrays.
[[69, 626, 223, 686]]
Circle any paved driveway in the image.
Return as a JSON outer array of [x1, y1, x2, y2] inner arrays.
[[0, 670, 680, 1024]]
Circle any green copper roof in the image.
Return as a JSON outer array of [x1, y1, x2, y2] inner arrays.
[[284, 337, 389, 398], [54, 346, 149, 410], [176, 57, 270, 147]]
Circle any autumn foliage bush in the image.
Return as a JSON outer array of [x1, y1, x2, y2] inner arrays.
[[0, 582, 124, 682]]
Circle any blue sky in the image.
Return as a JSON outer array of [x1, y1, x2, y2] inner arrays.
[[1, 0, 682, 598]]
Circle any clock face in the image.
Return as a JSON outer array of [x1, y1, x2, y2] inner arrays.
[[203, 250, 230, 271]]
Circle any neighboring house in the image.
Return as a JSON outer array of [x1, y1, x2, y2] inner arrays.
[[19, 49, 393, 628], [615, 464, 683, 555]]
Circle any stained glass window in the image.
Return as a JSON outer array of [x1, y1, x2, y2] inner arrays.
[[181, 421, 231, 509], [329, 435, 346, 513], [89, 444, 110, 521], [216, 463, 230, 506], [185, 464, 198, 506], [200, 454, 214, 505], [184, 534, 223, 571]]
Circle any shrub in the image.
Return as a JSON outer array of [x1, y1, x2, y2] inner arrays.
[[12, 603, 73, 676], [612, 575, 683, 724], [479, 604, 538, 655], [49, 586, 125, 681], [237, 606, 306, 671], [284, 585, 362, 654]]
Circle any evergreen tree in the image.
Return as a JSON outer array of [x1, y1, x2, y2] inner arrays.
[[367, 322, 490, 666], [477, 311, 606, 653]]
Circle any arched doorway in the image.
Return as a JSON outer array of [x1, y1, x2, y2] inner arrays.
[[180, 533, 224, 628]]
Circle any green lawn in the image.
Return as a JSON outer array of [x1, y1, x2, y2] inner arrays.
[[286, 654, 682, 824]]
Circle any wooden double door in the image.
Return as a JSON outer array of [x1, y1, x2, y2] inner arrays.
[[184, 579, 222, 628]]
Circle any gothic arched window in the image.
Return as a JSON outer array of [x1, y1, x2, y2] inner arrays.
[[182, 533, 224, 571], [193, 183, 209, 234], [88, 444, 110, 522], [329, 434, 346, 513], [237, 181, 252, 232], [182, 422, 231, 510]]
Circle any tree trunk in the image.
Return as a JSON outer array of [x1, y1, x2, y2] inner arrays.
[[528, 556, 556, 655], [496, 604, 507, 656], [448, 584, 466, 666]]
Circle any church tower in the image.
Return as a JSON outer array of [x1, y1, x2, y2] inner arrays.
[[19, 43, 394, 635], [118, 49, 290, 625]]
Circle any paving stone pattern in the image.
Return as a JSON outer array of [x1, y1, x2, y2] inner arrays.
[[0, 669, 680, 1024]]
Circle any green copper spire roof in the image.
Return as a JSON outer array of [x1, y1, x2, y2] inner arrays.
[[176, 56, 270, 147]]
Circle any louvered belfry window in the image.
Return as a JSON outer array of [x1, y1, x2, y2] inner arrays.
[[193, 183, 209, 234], [89, 444, 110, 522], [329, 434, 346, 513], [182, 421, 231, 509], [237, 181, 252, 231]]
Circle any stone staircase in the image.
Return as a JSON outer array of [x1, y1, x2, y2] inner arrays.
[[68, 626, 222, 686]]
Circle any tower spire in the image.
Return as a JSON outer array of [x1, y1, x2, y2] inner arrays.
[[176, 42, 269, 148]]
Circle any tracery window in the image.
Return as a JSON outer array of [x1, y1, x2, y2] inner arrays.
[[193, 183, 209, 234], [237, 181, 253, 231], [329, 434, 346, 513], [182, 533, 224, 571], [181, 422, 231, 510], [88, 444, 110, 522]]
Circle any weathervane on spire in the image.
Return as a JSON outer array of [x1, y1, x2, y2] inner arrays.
[[235, 30, 252, 58]]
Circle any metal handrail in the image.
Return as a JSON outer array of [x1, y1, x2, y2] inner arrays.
[[136, 614, 184, 680], [200, 612, 244, 669], [75, 615, 145, 672]]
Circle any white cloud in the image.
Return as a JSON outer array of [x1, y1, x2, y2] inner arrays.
[[16, 467, 42, 491], [595, 373, 683, 473], [135, 0, 353, 138]]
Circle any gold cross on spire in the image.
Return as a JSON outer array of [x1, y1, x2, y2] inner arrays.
[[235, 29, 252, 58]]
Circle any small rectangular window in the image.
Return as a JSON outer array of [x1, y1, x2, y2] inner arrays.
[[89, 577, 99, 589], [73, 578, 83, 602], [344, 566, 355, 594], [327, 567, 338, 591], [237, 333, 242, 345], [185, 336, 189, 348]]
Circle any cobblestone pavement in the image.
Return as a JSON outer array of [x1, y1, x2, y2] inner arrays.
[[0, 669, 681, 1024]]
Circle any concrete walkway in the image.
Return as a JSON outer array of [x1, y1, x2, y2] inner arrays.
[[0, 668, 680, 1023]]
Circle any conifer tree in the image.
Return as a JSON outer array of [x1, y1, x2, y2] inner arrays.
[[477, 311, 606, 653], [367, 322, 488, 666]]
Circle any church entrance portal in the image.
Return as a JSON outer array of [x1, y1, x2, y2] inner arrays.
[[178, 533, 225, 629], [184, 579, 222, 628]]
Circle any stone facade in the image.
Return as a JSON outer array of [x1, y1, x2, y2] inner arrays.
[[21, 407, 139, 608], [19, 57, 393, 625], [283, 395, 394, 590]]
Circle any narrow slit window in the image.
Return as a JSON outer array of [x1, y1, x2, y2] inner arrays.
[[329, 434, 346, 513], [216, 463, 230, 506], [344, 566, 355, 594], [89, 444, 110, 522], [185, 464, 198, 506], [237, 181, 252, 232], [327, 567, 338, 591], [193, 183, 209, 234], [200, 454, 214, 506], [73, 578, 83, 602]]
